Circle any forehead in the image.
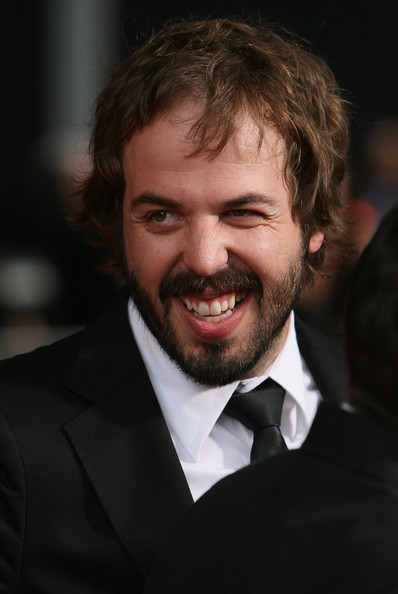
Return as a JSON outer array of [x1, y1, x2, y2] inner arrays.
[[123, 101, 286, 173]]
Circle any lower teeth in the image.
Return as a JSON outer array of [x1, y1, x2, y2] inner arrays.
[[193, 309, 234, 323]]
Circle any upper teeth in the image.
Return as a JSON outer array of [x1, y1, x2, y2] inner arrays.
[[182, 292, 246, 318]]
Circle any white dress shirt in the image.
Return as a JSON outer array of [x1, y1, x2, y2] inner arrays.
[[128, 299, 321, 500]]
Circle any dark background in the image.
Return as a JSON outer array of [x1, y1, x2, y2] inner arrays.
[[1, 1, 397, 342]]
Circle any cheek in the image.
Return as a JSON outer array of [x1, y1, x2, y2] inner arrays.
[[237, 229, 302, 280], [123, 220, 151, 276], [123, 228, 176, 290], [232, 231, 280, 272], [123, 227, 143, 270]]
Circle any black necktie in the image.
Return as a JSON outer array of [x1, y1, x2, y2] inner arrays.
[[225, 378, 287, 462]]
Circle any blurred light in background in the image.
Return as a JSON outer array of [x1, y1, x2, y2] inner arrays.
[[0, 0, 120, 358]]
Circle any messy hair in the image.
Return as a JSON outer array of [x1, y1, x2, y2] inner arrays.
[[77, 17, 350, 282]]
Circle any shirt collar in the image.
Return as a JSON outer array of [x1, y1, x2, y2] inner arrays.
[[127, 300, 239, 460], [127, 299, 310, 460]]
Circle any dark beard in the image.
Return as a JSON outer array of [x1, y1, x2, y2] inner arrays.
[[124, 254, 307, 387]]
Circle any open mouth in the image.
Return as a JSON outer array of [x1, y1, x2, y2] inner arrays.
[[180, 291, 247, 323]]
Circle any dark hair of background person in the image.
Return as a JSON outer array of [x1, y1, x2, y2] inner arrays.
[[74, 17, 351, 285], [345, 203, 398, 429]]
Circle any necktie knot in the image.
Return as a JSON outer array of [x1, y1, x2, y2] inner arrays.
[[225, 378, 287, 462]]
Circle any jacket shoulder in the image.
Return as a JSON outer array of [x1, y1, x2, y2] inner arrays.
[[294, 315, 348, 404], [0, 329, 83, 385]]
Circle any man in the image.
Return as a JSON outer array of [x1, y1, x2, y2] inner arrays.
[[144, 204, 398, 594], [0, 18, 349, 593]]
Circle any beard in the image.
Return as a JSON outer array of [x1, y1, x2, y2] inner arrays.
[[124, 251, 307, 387]]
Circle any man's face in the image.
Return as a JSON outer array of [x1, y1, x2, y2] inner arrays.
[[122, 102, 324, 386]]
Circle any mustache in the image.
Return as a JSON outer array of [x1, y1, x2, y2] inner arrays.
[[159, 268, 263, 300]]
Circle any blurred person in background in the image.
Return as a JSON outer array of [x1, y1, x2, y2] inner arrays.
[[144, 202, 398, 594], [0, 17, 350, 593], [346, 118, 398, 258]]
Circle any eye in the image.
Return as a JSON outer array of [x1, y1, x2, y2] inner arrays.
[[149, 210, 179, 224], [229, 210, 254, 217], [224, 209, 267, 226]]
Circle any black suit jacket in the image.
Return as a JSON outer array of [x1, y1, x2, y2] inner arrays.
[[144, 403, 398, 594], [0, 289, 346, 593]]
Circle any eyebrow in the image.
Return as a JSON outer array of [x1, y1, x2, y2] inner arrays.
[[222, 193, 279, 209], [129, 191, 279, 209], [129, 192, 181, 209]]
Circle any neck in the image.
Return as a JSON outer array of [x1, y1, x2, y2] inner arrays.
[[241, 315, 291, 379]]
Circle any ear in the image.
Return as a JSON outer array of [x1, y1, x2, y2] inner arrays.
[[308, 228, 325, 254]]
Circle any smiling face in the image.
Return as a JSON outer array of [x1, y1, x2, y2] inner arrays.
[[122, 102, 324, 386]]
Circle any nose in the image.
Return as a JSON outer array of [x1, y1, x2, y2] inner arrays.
[[182, 218, 229, 277]]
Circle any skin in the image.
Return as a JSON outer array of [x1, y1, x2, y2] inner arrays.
[[122, 101, 324, 386]]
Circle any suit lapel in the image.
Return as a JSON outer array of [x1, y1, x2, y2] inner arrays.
[[63, 289, 193, 575], [295, 315, 348, 404]]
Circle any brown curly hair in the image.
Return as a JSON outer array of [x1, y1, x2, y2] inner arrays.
[[76, 17, 351, 282]]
